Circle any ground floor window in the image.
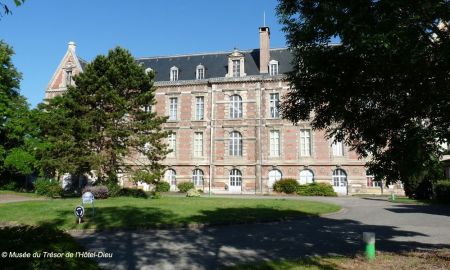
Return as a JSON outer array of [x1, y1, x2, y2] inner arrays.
[[366, 173, 381, 187], [165, 169, 176, 186], [332, 169, 347, 187], [299, 169, 314, 185], [192, 169, 204, 186], [229, 169, 242, 187], [268, 169, 282, 188]]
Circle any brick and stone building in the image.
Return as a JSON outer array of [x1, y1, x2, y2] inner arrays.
[[45, 26, 405, 195]]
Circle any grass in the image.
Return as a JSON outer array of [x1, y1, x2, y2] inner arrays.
[[0, 190, 43, 198], [0, 196, 340, 230], [0, 225, 99, 270], [228, 249, 450, 270]]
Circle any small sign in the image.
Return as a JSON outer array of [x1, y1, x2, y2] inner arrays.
[[75, 206, 84, 218], [82, 192, 94, 204]]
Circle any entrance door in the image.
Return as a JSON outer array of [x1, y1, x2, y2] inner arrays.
[[229, 169, 242, 192], [332, 169, 347, 195]]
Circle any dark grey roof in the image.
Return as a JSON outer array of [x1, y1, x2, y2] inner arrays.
[[78, 58, 88, 71], [136, 48, 293, 82]]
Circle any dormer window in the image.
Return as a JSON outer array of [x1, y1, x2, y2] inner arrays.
[[269, 60, 279, 76], [196, 65, 205, 80], [170, 66, 179, 81], [226, 49, 246, 78]]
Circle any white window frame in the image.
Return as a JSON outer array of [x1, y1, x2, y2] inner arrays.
[[269, 130, 280, 157], [300, 130, 311, 157], [229, 131, 243, 156], [192, 169, 204, 186], [170, 66, 179, 81], [232, 59, 240, 77], [195, 96, 204, 120], [169, 97, 178, 120], [229, 94, 243, 119], [269, 60, 279, 76], [165, 169, 177, 186], [299, 169, 314, 185], [196, 65, 205, 80], [332, 169, 347, 187], [193, 132, 203, 157], [269, 93, 280, 118], [167, 133, 176, 157], [268, 169, 282, 189], [332, 140, 344, 156], [366, 173, 381, 187], [229, 169, 242, 187]]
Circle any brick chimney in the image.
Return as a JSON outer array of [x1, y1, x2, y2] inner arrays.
[[259, 27, 270, 74]]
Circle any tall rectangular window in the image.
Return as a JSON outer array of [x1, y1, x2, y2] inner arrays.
[[269, 63, 278, 75], [269, 93, 280, 118], [332, 140, 344, 156], [300, 130, 311, 156], [168, 133, 176, 157], [169, 97, 177, 120], [66, 69, 72, 86], [269, 130, 280, 157], [195, 96, 204, 120], [196, 67, 204, 80], [193, 132, 203, 157], [232, 60, 240, 77]]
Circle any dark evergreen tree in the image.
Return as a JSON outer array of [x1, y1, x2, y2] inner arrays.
[[40, 47, 170, 184], [277, 1, 450, 198]]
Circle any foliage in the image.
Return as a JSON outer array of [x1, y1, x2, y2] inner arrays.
[[186, 188, 201, 197], [38, 47, 169, 182], [0, 180, 18, 191], [155, 181, 170, 192], [297, 183, 337, 197], [434, 180, 450, 203], [273, 178, 299, 194], [117, 187, 148, 198], [106, 183, 122, 197], [0, 225, 100, 270], [82, 185, 109, 199], [150, 191, 161, 199], [278, 1, 450, 196], [34, 178, 62, 197], [177, 182, 195, 193], [132, 169, 160, 185], [0, 0, 25, 16]]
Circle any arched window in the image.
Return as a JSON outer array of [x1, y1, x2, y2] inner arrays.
[[164, 169, 176, 187], [268, 169, 282, 189], [229, 169, 242, 188], [170, 66, 179, 81], [299, 170, 314, 185], [196, 64, 205, 80], [229, 95, 243, 118], [192, 169, 204, 186], [229, 131, 243, 156], [332, 169, 347, 187]]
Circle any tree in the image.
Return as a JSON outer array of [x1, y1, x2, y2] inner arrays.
[[277, 1, 450, 198], [40, 47, 170, 184], [0, 0, 25, 16], [0, 40, 38, 187]]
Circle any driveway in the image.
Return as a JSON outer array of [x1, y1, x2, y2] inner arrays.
[[72, 196, 450, 269]]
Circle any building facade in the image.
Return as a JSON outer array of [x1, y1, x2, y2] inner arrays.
[[45, 27, 405, 195]]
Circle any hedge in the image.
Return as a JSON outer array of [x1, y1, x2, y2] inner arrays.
[[82, 185, 109, 199], [297, 183, 337, 197], [34, 178, 62, 198], [177, 182, 195, 193], [155, 182, 170, 192], [434, 180, 450, 203], [273, 178, 299, 194]]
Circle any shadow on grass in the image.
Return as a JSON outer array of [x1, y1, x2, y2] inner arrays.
[[385, 203, 450, 217], [70, 206, 450, 269], [224, 257, 339, 270]]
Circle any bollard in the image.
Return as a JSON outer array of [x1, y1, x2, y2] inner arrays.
[[363, 232, 376, 260]]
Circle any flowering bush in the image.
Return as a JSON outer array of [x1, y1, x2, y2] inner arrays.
[[82, 185, 109, 199]]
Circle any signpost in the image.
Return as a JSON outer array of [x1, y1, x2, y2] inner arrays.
[[74, 206, 84, 224], [82, 192, 95, 217]]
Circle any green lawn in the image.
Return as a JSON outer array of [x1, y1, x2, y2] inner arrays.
[[0, 196, 340, 230], [0, 190, 43, 198]]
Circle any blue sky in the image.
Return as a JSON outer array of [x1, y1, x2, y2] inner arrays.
[[0, 0, 287, 108]]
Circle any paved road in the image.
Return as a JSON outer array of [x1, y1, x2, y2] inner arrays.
[[72, 196, 450, 269]]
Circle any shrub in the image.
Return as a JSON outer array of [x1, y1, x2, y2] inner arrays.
[[297, 183, 337, 197], [118, 188, 148, 198], [34, 178, 62, 197], [186, 188, 201, 197], [273, 178, 299, 194], [82, 185, 109, 199], [177, 182, 195, 193], [1, 181, 18, 191], [150, 191, 161, 199], [155, 182, 170, 192], [107, 183, 122, 197], [434, 180, 450, 203]]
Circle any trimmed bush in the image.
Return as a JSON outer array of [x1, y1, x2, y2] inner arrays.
[[186, 188, 201, 197], [118, 188, 148, 198], [82, 185, 109, 199], [177, 182, 195, 193], [297, 183, 337, 197], [155, 182, 170, 192], [273, 178, 299, 194], [434, 180, 450, 203], [34, 178, 62, 198], [1, 181, 18, 191], [107, 183, 121, 197], [150, 191, 162, 199]]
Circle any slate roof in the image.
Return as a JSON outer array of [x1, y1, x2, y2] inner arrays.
[[136, 48, 293, 82]]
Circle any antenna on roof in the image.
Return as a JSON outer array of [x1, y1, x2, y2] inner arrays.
[[263, 11, 266, 27]]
